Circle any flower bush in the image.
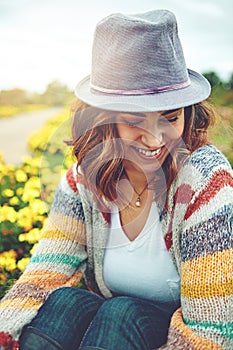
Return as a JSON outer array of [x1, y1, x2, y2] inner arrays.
[[0, 155, 48, 297], [0, 109, 74, 298]]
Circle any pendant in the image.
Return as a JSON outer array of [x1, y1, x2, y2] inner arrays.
[[135, 197, 141, 207]]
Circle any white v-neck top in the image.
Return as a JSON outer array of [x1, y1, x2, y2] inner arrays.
[[103, 202, 180, 302]]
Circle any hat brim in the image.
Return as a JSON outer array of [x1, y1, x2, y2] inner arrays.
[[74, 69, 211, 112]]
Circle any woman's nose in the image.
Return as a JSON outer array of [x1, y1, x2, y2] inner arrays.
[[140, 128, 163, 148]]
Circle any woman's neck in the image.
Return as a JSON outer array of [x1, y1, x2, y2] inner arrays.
[[124, 167, 154, 192]]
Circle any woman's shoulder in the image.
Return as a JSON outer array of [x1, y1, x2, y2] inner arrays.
[[172, 145, 233, 196], [167, 145, 233, 228], [49, 163, 88, 225], [58, 162, 80, 194], [50, 163, 83, 207], [57, 163, 96, 206], [183, 144, 233, 178]]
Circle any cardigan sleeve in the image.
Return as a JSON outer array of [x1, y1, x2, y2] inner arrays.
[[0, 164, 88, 350], [160, 146, 233, 350]]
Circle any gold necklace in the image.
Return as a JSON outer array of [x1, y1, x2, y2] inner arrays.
[[123, 171, 154, 208], [127, 177, 153, 207], [133, 183, 148, 207]]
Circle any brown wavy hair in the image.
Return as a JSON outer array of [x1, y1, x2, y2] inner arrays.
[[69, 98, 215, 204]]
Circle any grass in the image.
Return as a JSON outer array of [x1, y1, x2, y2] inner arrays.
[[208, 106, 233, 166]]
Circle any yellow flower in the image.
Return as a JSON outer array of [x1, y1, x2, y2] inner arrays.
[[18, 233, 26, 242], [21, 176, 41, 202], [17, 257, 30, 271], [19, 228, 41, 244], [0, 250, 17, 271], [17, 207, 33, 230], [9, 196, 20, 206], [30, 199, 47, 215], [0, 206, 17, 223], [27, 176, 41, 188], [0, 257, 17, 271], [0, 250, 17, 258], [15, 169, 28, 183], [28, 228, 41, 243], [30, 244, 38, 255], [16, 187, 24, 196], [22, 189, 40, 202], [0, 152, 4, 162], [2, 188, 14, 197]]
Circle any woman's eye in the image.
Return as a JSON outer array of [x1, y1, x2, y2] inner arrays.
[[167, 116, 179, 123], [124, 119, 142, 127], [160, 116, 179, 124]]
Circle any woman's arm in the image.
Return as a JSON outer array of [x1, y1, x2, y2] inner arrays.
[[0, 164, 87, 349], [160, 146, 233, 349]]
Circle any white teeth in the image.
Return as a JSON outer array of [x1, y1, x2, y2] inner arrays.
[[137, 147, 161, 157]]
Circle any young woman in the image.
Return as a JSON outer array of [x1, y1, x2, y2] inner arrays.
[[0, 9, 232, 350]]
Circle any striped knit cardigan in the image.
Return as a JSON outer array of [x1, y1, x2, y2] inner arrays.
[[0, 145, 232, 350]]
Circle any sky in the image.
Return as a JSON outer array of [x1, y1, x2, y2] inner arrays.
[[0, 0, 232, 93]]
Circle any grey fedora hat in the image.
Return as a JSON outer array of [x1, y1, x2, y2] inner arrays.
[[75, 9, 211, 112]]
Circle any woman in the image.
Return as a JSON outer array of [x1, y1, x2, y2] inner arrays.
[[0, 9, 232, 350]]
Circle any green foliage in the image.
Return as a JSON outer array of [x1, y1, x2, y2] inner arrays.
[[203, 71, 222, 88], [208, 106, 233, 167], [0, 81, 73, 119], [39, 81, 73, 106], [0, 88, 29, 106], [226, 72, 233, 90], [209, 85, 233, 108]]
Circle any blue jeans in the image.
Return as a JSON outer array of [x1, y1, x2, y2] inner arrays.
[[19, 287, 179, 350]]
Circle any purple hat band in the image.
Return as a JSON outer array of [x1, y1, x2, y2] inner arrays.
[[90, 80, 191, 96]]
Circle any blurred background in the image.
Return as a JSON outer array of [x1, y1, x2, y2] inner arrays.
[[0, 0, 232, 297], [1, 0, 233, 92]]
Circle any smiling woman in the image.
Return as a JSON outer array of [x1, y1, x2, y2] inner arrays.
[[0, 9, 232, 350]]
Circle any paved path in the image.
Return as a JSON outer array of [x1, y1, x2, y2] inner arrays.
[[0, 107, 61, 164]]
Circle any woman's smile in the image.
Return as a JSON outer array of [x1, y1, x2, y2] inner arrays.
[[132, 145, 164, 159]]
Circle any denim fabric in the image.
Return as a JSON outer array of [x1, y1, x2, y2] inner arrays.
[[19, 287, 179, 350], [19, 326, 63, 349]]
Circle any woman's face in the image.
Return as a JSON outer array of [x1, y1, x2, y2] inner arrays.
[[116, 108, 185, 177]]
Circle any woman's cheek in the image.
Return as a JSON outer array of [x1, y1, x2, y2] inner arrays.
[[164, 124, 184, 141], [117, 125, 137, 140]]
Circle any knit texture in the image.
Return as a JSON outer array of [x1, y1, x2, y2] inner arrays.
[[0, 145, 232, 350]]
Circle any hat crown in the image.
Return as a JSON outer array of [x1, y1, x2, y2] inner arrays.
[[75, 9, 211, 112], [91, 10, 189, 92]]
